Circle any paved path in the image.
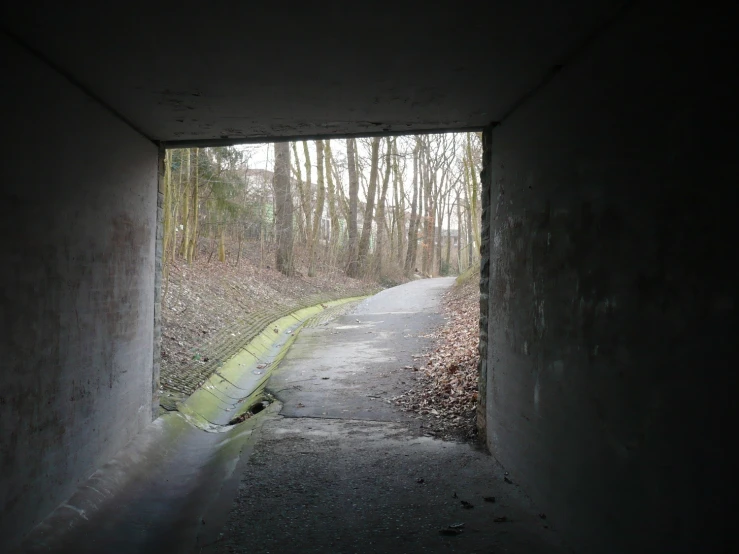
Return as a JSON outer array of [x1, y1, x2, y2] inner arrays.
[[210, 279, 567, 554], [20, 279, 566, 554]]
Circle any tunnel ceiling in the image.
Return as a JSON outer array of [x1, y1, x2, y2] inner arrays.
[[3, 1, 622, 144]]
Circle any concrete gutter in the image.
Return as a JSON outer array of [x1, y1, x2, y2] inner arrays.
[[19, 296, 366, 553], [178, 296, 366, 430]]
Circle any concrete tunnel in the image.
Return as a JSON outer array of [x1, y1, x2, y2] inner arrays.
[[0, 1, 734, 552]]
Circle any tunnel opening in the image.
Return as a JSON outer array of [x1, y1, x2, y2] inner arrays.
[[156, 134, 484, 433]]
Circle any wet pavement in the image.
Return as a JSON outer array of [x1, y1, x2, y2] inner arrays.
[[18, 279, 567, 554]]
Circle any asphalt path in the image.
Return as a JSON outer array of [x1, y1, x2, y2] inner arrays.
[[212, 279, 566, 554]]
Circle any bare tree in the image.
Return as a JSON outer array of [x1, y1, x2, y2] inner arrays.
[[291, 142, 310, 246], [465, 132, 481, 253], [178, 148, 191, 258], [421, 138, 433, 276], [392, 140, 405, 266], [345, 138, 360, 277], [308, 140, 325, 276], [374, 137, 393, 277], [324, 141, 340, 249], [404, 139, 420, 275], [273, 142, 294, 276], [357, 137, 381, 274]]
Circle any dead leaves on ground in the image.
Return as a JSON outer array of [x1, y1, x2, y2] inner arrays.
[[393, 278, 480, 441]]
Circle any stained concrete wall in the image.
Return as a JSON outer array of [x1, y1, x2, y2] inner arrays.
[[485, 3, 735, 553], [0, 34, 158, 546]]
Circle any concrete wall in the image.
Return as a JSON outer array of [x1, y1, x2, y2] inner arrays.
[[485, 4, 735, 553], [0, 35, 158, 546]]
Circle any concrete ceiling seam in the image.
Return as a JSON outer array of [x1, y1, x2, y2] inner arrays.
[[1, 27, 157, 146], [494, 0, 636, 128]]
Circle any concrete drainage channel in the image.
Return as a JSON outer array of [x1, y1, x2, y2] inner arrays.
[[176, 296, 365, 432], [20, 296, 365, 554], [227, 395, 271, 425]]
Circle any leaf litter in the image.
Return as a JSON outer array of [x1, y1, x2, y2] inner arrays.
[[392, 275, 480, 442]]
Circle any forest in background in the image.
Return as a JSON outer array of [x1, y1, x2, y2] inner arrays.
[[160, 132, 482, 293]]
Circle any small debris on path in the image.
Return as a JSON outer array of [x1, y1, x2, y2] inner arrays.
[[484, 496, 496, 503], [461, 500, 474, 509], [439, 522, 465, 536]]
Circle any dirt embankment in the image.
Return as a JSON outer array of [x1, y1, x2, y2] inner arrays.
[[160, 251, 379, 399]]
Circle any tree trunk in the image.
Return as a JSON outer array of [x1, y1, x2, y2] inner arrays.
[[308, 140, 325, 277], [404, 141, 420, 274], [357, 137, 380, 274], [302, 140, 315, 262], [273, 142, 294, 276], [170, 150, 183, 263], [162, 150, 173, 269], [218, 225, 226, 262], [464, 181, 474, 267], [456, 190, 463, 271], [161, 150, 174, 299], [436, 195, 444, 275], [324, 141, 339, 247], [445, 193, 453, 272], [178, 148, 191, 258], [186, 147, 199, 263], [466, 133, 481, 253], [421, 140, 433, 276], [374, 138, 392, 277], [345, 138, 360, 277], [291, 141, 310, 246], [393, 140, 405, 266]]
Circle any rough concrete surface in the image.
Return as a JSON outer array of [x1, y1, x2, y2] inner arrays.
[[0, 32, 157, 548], [3, 2, 623, 142], [484, 3, 735, 553], [213, 279, 565, 554]]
